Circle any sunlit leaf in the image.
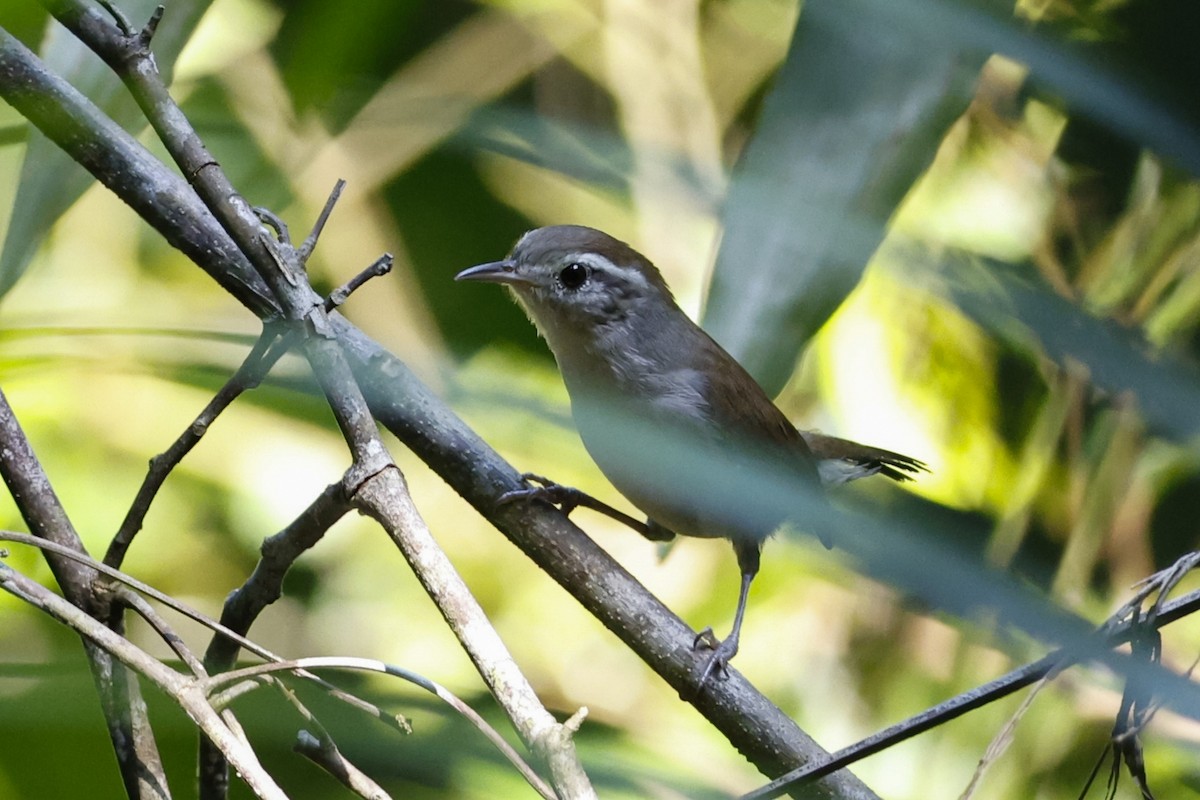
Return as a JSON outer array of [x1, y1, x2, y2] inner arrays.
[[703, 0, 987, 396], [933, 254, 1200, 441], [0, 0, 212, 299]]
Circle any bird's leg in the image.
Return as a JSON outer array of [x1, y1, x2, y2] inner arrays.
[[498, 473, 660, 539], [694, 541, 760, 691]]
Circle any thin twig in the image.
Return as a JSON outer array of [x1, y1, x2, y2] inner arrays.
[[0, 561, 287, 800], [119, 585, 208, 677], [94, 0, 133, 34], [208, 677, 272, 712], [743, 555, 1200, 800], [253, 206, 290, 245], [294, 730, 391, 800], [135, 5, 163, 48], [277, 678, 391, 800], [203, 656, 557, 800], [2, 530, 407, 733], [204, 483, 351, 674], [327, 254, 394, 310], [106, 325, 289, 568], [5, 531, 285, 661], [300, 179, 346, 261], [958, 674, 1052, 800]]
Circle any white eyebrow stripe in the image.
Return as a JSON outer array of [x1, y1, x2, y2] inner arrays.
[[571, 252, 652, 291]]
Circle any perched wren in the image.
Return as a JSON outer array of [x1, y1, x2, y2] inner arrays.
[[456, 225, 925, 689]]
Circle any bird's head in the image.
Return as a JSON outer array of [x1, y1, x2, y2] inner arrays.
[[455, 225, 676, 344]]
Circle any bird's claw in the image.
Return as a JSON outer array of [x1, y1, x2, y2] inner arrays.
[[693, 626, 719, 650], [497, 473, 582, 515], [692, 626, 737, 691]]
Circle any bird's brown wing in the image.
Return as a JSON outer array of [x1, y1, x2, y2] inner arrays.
[[690, 329, 820, 481]]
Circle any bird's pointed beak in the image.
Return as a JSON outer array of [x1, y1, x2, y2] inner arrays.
[[454, 260, 534, 286]]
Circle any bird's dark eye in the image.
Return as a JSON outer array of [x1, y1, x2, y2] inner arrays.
[[559, 262, 589, 290]]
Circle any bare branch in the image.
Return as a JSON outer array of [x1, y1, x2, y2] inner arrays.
[[353, 468, 591, 797], [959, 676, 1052, 799], [0, 24, 275, 315], [94, 0, 134, 35], [253, 206, 290, 246], [119, 586, 207, 678], [41, 1, 306, 320], [204, 656, 556, 800], [326, 254, 394, 310], [204, 483, 351, 674], [2, 529, 410, 736], [108, 241, 390, 571], [0, 389, 170, 799], [743, 562, 1200, 800], [294, 730, 391, 800], [0, 562, 286, 800], [277, 677, 391, 800], [0, 20, 877, 795], [106, 326, 290, 568], [300, 179, 346, 261]]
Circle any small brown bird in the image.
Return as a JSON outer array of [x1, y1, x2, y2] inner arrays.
[[457, 225, 925, 689]]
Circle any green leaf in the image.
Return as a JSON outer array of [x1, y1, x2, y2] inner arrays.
[[0, 0, 213, 300], [703, 0, 1200, 398], [937, 254, 1200, 441], [702, 0, 986, 396]]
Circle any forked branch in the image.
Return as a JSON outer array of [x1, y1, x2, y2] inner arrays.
[[34, 3, 595, 797]]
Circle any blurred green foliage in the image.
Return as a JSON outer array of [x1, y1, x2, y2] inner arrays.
[[2, 0, 1200, 798]]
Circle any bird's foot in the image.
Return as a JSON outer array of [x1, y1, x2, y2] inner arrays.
[[692, 626, 739, 693], [497, 473, 584, 515]]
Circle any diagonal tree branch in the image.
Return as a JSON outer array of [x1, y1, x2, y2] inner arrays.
[[107, 324, 287, 569], [3, 528, 555, 798], [293, 729, 392, 800], [745, 578, 1200, 799], [204, 483, 351, 673], [0, 387, 171, 800], [108, 250, 392, 571], [0, 560, 287, 800], [0, 17, 877, 798], [39, 4, 597, 798]]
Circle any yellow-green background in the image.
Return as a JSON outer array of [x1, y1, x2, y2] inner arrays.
[[1, 0, 1198, 797]]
